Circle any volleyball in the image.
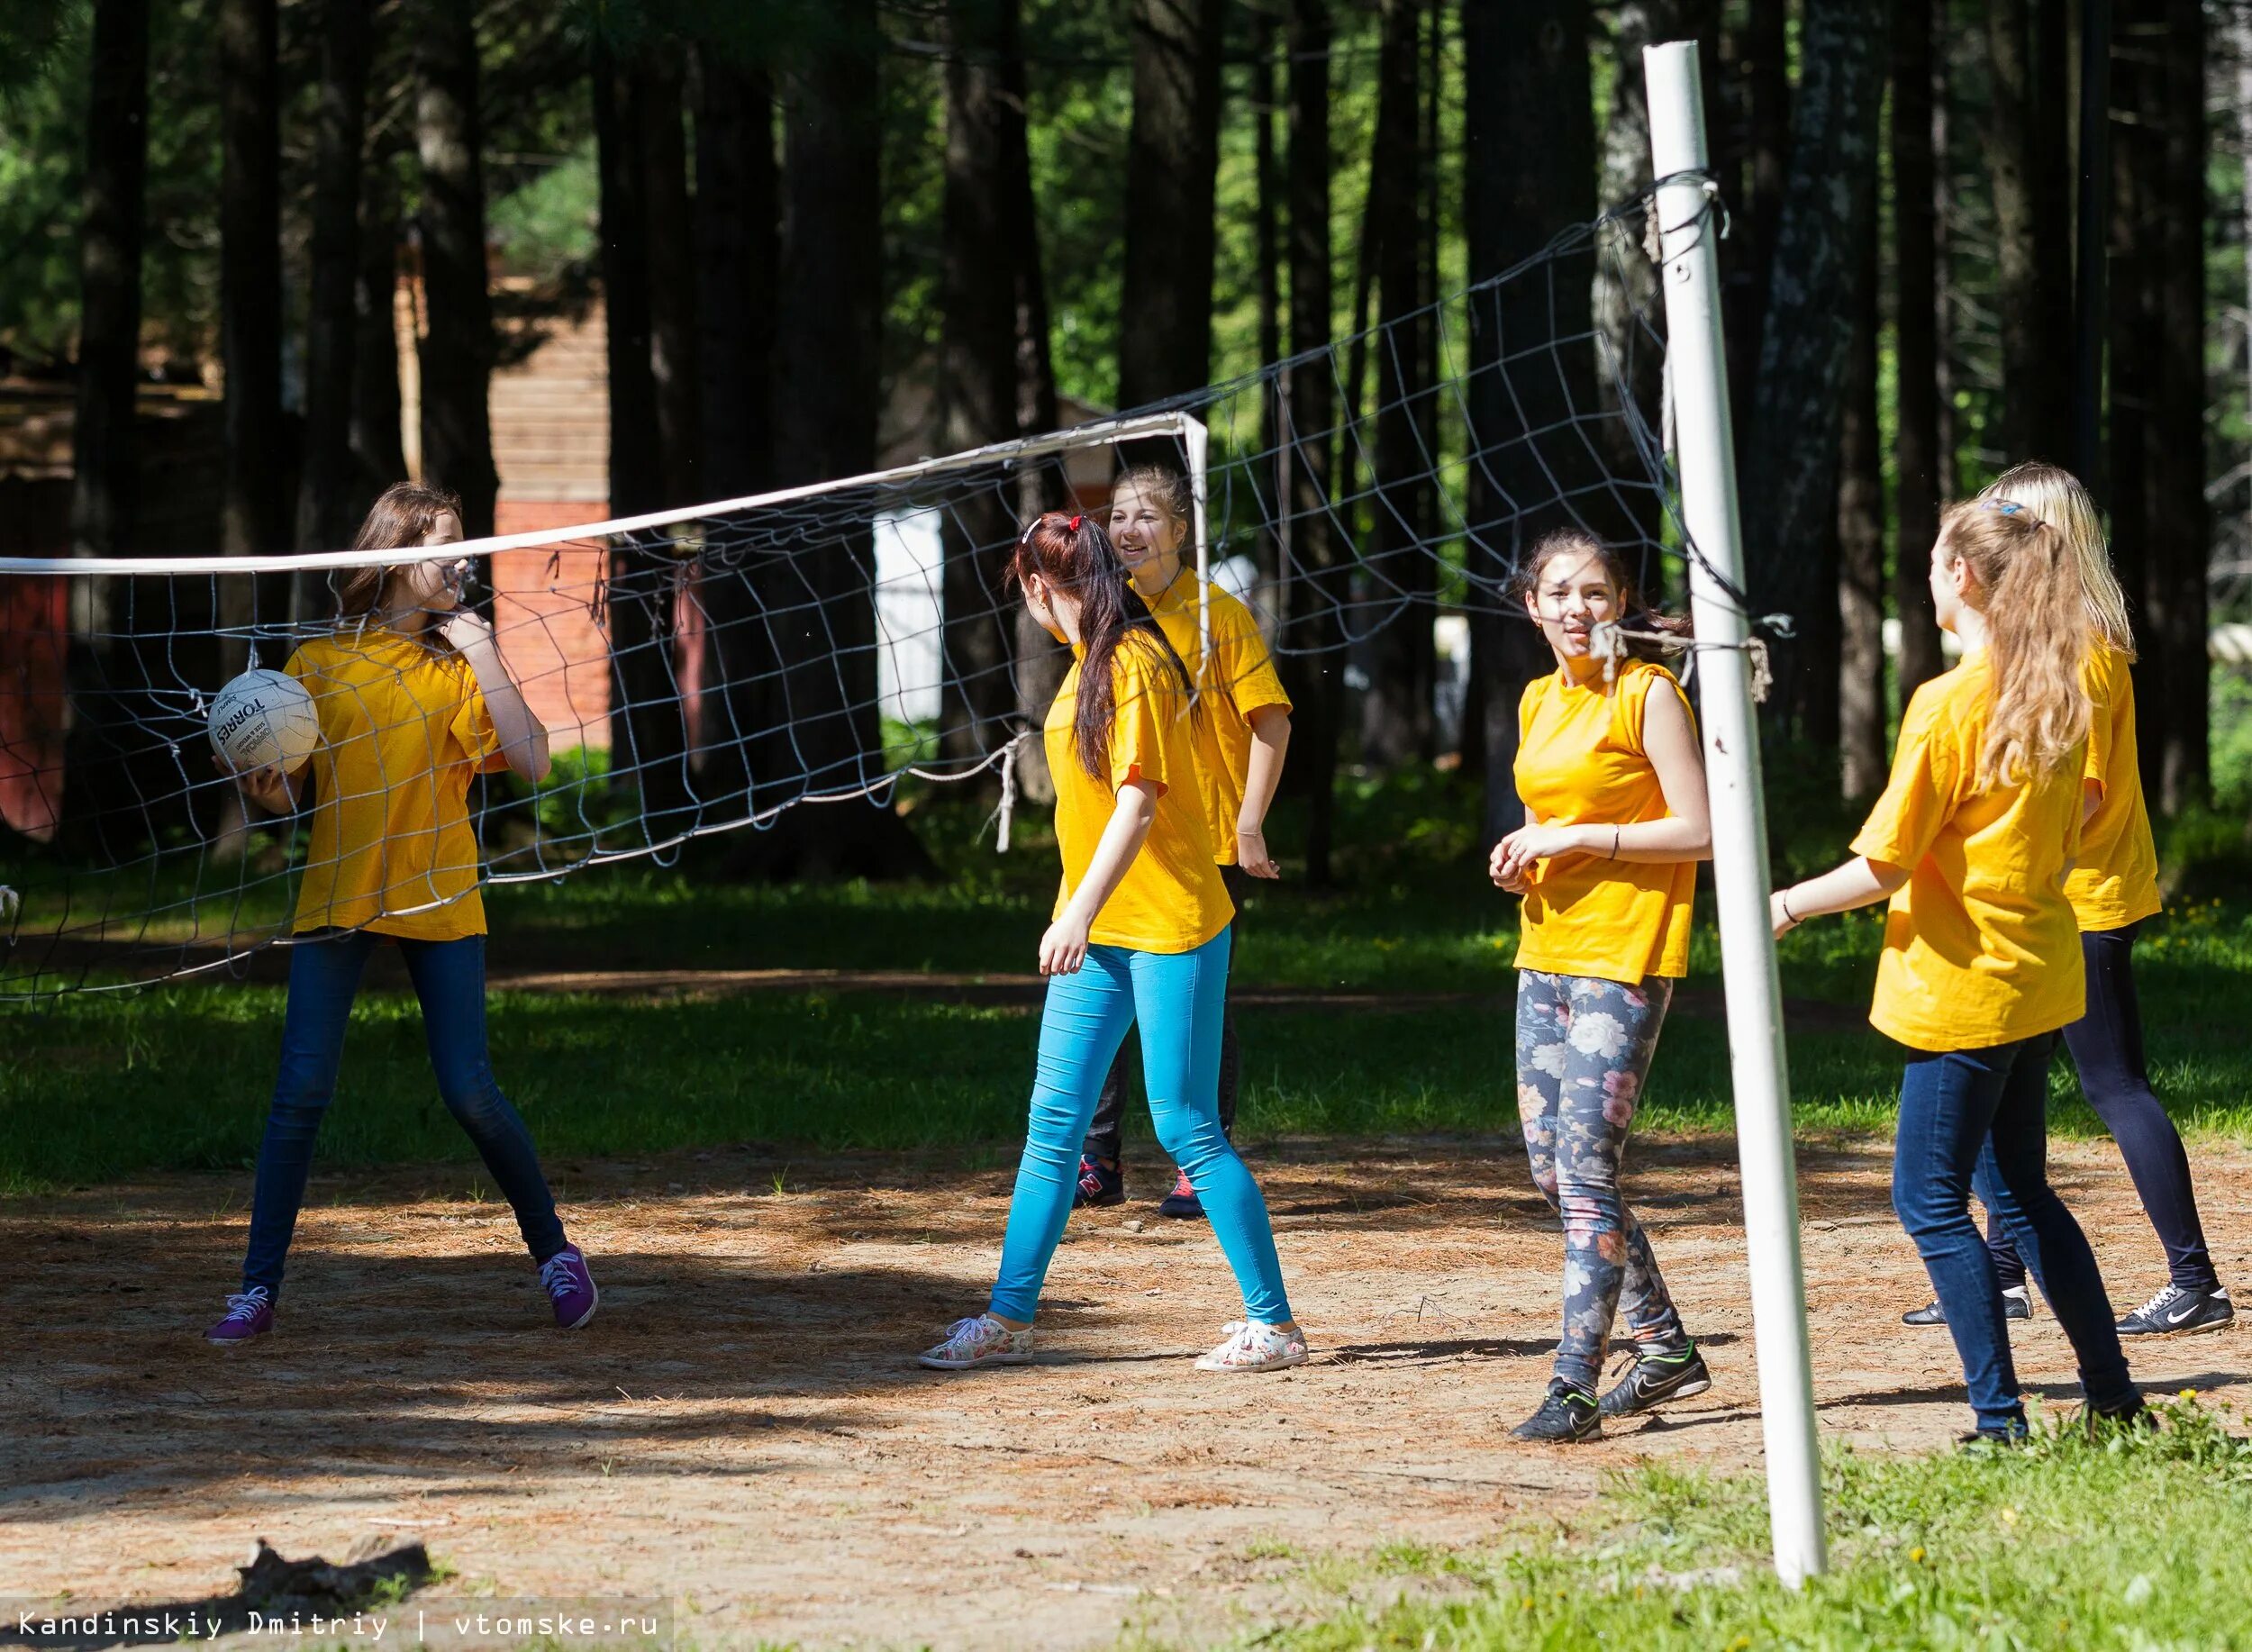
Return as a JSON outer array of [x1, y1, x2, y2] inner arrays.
[[207, 668, 320, 774]]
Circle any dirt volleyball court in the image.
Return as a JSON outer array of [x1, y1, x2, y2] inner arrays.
[[5, 1135, 2251, 1649]]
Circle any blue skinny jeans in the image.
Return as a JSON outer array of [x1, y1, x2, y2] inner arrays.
[[241, 930, 567, 1296], [988, 925, 1293, 1325], [1893, 1034, 2136, 1437]]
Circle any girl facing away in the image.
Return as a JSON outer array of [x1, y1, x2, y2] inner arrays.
[[205, 483, 596, 1345], [1775, 499, 2143, 1441], [1489, 529, 1713, 1442], [1073, 465, 1293, 1220], [918, 512, 1305, 1375], [1895, 462, 2230, 1339]]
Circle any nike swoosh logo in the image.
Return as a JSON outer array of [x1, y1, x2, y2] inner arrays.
[[2166, 1301, 2202, 1324]]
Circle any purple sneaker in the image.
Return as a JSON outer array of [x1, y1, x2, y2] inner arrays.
[[539, 1245, 598, 1330], [206, 1287, 274, 1345]]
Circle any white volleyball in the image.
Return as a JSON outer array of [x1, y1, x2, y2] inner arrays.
[[208, 668, 320, 773]]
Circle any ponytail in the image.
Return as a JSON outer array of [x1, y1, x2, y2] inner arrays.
[[1939, 499, 2091, 791], [1011, 512, 1194, 783], [1981, 460, 2134, 658]]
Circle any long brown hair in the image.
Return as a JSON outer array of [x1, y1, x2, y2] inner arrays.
[[334, 482, 466, 621], [1011, 511, 1193, 783], [1980, 460, 2135, 657], [1511, 527, 1690, 664], [1939, 499, 2091, 791]]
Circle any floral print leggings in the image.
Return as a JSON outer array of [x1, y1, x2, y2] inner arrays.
[[1516, 967, 1689, 1393]]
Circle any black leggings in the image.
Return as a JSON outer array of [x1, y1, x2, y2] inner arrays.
[[1083, 865, 1247, 1161], [1973, 922, 2218, 1294]]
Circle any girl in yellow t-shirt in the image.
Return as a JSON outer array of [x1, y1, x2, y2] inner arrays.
[[1074, 466, 1294, 1220], [917, 513, 1304, 1375], [1895, 463, 2229, 1337], [204, 484, 596, 1347], [1773, 499, 2141, 1440], [1487, 529, 1712, 1443]]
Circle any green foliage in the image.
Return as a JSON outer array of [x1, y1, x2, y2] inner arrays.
[[1258, 1395, 2252, 1651]]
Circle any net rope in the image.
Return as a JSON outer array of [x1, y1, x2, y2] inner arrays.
[[0, 178, 1766, 1000]]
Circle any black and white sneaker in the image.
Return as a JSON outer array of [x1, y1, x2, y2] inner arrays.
[[1598, 1344, 1712, 1420], [1902, 1285, 2031, 1327], [2116, 1283, 2235, 1338], [1511, 1379, 1602, 1443]]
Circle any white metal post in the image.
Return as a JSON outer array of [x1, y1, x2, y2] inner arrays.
[[1183, 414, 1213, 680], [1644, 40, 1827, 1587]]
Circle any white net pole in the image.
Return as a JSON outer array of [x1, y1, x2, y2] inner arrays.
[[1645, 39, 1827, 1586]]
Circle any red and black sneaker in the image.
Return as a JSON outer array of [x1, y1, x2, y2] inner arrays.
[[1073, 1155, 1124, 1209], [1157, 1168, 1205, 1221]]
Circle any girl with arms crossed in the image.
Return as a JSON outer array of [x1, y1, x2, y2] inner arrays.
[[1775, 500, 2142, 1440], [1899, 463, 2229, 1337], [1490, 530, 1712, 1442], [920, 513, 1304, 1374], [206, 484, 595, 1345], [1075, 466, 1292, 1220]]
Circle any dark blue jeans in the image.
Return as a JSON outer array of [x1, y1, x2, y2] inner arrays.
[[241, 930, 567, 1296], [1893, 1035, 2136, 1436], [1971, 923, 2218, 1293]]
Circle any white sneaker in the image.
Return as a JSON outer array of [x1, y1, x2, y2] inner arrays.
[[1195, 1319, 1309, 1373], [918, 1313, 1034, 1370]]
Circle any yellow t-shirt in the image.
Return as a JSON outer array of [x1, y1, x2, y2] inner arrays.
[[1146, 576, 1293, 867], [286, 626, 508, 941], [1511, 658, 1697, 985], [1046, 631, 1233, 954], [1849, 651, 2086, 1052], [2065, 644, 2162, 932]]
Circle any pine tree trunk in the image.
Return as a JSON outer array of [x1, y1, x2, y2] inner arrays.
[[1985, 0, 2072, 460], [1838, 231, 1886, 800], [1463, 0, 1596, 847], [2107, 0, 2155, 718], [1118, 0, 1224, 406], [219, 0, 282, 563], [1283, 0, 1342, 884], [640, 42, 699, 510], [695, 54, 777, 501], [297, 0, 370, 569], [694, 49, 779, 821], [1253, 3, 1283, 586], [413, 0, 496, 540], [938, 0, 1037, 767], [59, 0, 150, 846], [350, 141, 407, 496], [1732, 0, 1790, 411], [2149, 0, 2208, 810], [1890, 0, 1946, 701], [72, 0, 148, 566], [1746, 0, 1892, 745], [1359, 0, 1435, 769], [744, 0, 930, 876]]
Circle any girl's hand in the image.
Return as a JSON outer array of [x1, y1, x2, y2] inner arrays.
[[1770, 887, 1801, 939], [1039, 912, 1093, 976], [438, 609, 497, 655], [1486, 839, 1532, 893], [221, 756, 295, 815], [1494, 822, 1585, 883], [1235, 825, 1281, 879]]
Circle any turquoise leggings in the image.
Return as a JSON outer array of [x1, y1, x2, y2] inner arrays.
[[988, 925, 1294, 1325]]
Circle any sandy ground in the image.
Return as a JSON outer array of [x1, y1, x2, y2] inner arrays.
[[5, 1135, 2251, 1650]]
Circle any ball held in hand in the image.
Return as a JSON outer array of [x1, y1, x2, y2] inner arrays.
[[209, 668, 319, 773]]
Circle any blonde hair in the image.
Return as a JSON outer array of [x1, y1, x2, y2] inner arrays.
[[1939, 499, 2092, 791], [1980, 461, 2134, 657]]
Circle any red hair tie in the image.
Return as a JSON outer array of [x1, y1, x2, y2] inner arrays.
[[1067, 514, 1082, 532]]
